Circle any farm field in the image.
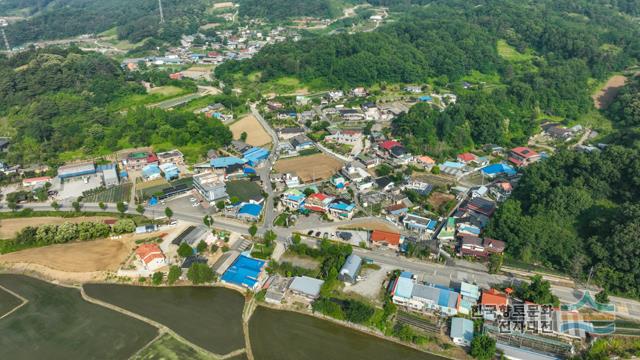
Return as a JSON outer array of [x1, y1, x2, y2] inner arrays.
[[274, 153, 343, 182], [0, 235, 141, 272], [0, 216, 117, 239], [132, 334, 219, 360], [83, 284, 246, 355], [230, 115, 271, 146], [83, 183, 132, 203], [593, 75, 627, 109], [226, 180, 263, 203], [0, 275, 157, 360]]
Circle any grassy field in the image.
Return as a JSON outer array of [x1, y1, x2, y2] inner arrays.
[[83, 183, 132, 203], [107, 86, 193, 111], [148, 86, 186, 97], [226, 180, 263, 203], [497, 39, 535, 62], [132, 334, 219, 360]]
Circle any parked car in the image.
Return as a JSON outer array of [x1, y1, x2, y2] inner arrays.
[[307, 230, 314, 235]]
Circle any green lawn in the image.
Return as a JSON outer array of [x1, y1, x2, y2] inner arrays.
[[226, 180, 263, 203], [107, 87, 193, 111], [497, 39, 535, 62]]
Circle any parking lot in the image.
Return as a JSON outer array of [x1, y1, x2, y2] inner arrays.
[[299, 227, 371, 248]]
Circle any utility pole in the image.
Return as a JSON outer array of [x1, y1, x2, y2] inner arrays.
[[158, 0, 165, 24], [0, 19, 11, 52]]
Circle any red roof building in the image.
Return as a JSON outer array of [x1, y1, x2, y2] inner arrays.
[[135, 244, 166, 271], [379, 140, 402, 151], [457, 152, 477, 163], [303, 193, 334, 213], [508, 147, 540, 167], [22, 176, 52, 187], [370, 230, 402, 249], [481, 289, 508, 307]]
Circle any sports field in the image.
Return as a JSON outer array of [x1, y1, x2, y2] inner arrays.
[[274, 153, 343, 182]]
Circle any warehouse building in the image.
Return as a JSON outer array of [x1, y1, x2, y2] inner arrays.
[[57, 162, 96, 180]]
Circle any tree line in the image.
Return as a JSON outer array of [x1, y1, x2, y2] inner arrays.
[[3, 219, 137, 253]]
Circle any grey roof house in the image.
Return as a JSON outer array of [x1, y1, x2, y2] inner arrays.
[[339, 254, 363, 284]]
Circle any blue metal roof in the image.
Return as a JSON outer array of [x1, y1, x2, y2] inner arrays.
[[142, 164, 161, 177], [482, 163, 517, 176], [221, 255, 265, 289], [427, 219, 437, 230], [238, 203, 262, 217], [211, 156, 246, 168], [329, 202, 355, 211]]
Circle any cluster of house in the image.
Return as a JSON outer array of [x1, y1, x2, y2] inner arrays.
[[391, 272, 585, 356], [195, 102, 234, 122], [189, 145, 269, 220], [121, 26, 297, 72], [280, 188, 356, 220]]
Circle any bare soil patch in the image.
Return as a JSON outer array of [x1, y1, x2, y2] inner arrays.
[[0, 216, 117, 239], [344, 219, 400, 233], [280, 252, 320, 270], [593, 75, 627, 109], [230, 115, 271, 146], [274, 153, 343, 182], [0, 235, 142, 272], [428, 192, 455, 210]]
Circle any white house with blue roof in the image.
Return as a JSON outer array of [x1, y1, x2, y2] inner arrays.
[[391, 271, 461, 316], [328, 200, 356, 220]]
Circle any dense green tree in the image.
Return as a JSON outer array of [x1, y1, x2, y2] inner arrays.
[[248, 224, 258, 238], [187, 263, 216, 284], [177, 243, 193, 258], [470, 334, 496, 360], [164, 207, 173, 220], [167, 265, 181, 285], [151, 271, 164, 286], [136, 204, 145, 215]]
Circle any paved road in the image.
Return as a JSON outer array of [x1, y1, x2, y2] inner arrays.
[[7, 202, 640, 320], [250, 103, 279, 230]]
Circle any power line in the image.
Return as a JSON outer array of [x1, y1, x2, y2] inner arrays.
[[0, 19, 11, 52]]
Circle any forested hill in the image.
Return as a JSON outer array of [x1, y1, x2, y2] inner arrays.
[[3, 0, 208, 47], [219, 0, 640, 84], [0, 48, 232, 165], [237, 0, 346, 20], [217, 0, 640, 157], [486, 77, 640, 297]]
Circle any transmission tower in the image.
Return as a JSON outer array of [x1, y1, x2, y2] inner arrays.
[[158, 0, 165, 23], [0, 19, 10, 52]]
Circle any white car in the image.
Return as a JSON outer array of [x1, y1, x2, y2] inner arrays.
[[192, 202, 200, 207], [189, 197, 197, 202]]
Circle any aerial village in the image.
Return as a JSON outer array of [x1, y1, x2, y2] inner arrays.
[[0, 72, 603, 360]]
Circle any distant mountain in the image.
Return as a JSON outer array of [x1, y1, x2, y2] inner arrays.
[[3, 0, 208, 47]]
